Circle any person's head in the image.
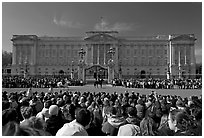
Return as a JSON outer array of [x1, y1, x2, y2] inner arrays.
[[2, 109, 18, 126], [2, 100, 10, 110], [44, 100, 52, 109], [20, 106, 33, 120], [140, 116, 157, 136], [122, 97, 128, 105], [48, 105, 59, 116], [168, 108, 193, 132], [62, 104, 75, 121], [41, 108, 50, 118], [103, 97, 110, 106], [127, 107, 136, 117], [107, 106, 118, 117], [114, 99, 121, 107], [75, 108, 91, 127]]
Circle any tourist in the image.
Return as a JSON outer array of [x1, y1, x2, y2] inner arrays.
[[56, 108, 91, 136]]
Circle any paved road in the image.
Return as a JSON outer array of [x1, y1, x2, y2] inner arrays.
[[2, 84, 202, 98]]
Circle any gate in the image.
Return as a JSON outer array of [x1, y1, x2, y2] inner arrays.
[[85, 65, 108, 80]]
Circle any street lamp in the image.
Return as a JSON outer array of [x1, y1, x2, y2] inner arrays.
[[24, 57, 28, 78], [107, 47, 115, 83], [78, 48, 86, 61], [78, 48, 86, 82], [107, 47, 115, 61]]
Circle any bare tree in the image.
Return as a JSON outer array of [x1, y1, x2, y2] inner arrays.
[[2, 50, 12, 67]]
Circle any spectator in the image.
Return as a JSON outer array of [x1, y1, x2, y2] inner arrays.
[[168, 109, 198, 136], [20, 106, 33, 125], [45, 105, 64, 135], [135, 98, 145, 120], [56, 108, 91, 136], [140, 116, 158, 136], [102, 106, 126, 136], [3, 121, 50, 136], [117, 123, 141, 136], [126, 107, 140, 126]]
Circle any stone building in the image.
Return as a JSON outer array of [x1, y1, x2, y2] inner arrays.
[[11, 30, 196, 82]]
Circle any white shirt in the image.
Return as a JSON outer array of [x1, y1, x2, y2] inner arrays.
[[56, 120, 88, 136]]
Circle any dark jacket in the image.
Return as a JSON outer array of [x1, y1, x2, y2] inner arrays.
[[45, 115, 64, 136]]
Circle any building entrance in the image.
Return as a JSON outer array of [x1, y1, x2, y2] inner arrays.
[[140, 70, 146, 78], [85, 65, 108, 80]]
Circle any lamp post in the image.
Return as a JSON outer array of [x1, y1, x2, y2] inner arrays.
[[78, 48, 86, 61], [107, 47, 115, 61], [107, 47, 115, 83], [78, 48, 86, 81], [24, 57, 28, 78]]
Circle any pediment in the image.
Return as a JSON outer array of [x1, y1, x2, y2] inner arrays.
[[170, 34, 196, 41], [84, 34, 117, 41]]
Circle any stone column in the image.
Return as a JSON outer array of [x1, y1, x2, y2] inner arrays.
[[169, 41, 172, 75], [178, 46, 182, 79], [190, 44, 194, 65], [12, 44, 17, 65], [104, 44, 106, 65], [183, 45, 187, 65], [97, 44, 100, 64], [190, 44, 196, 78], [91, 44, 93, 65], [33, 42, 37, 65], [172, 44, 175, 65]]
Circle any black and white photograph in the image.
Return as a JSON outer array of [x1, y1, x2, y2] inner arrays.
[[2, 1, 202, 136]]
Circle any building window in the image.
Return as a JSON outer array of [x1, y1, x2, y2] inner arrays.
[[127, 49, 130, 56], [52, 49, 56, 57], [164, 50, 167, 54], [134, 57, 137, 65], [134, 49, 137, 55], [142, 49, 145, 55], [149, 49, 152, 56]]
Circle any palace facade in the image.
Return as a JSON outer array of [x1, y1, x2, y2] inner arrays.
[[11, 31, 196, 82]]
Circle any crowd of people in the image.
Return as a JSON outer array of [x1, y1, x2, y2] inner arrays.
[[2, 75, 84, 88], [112, 78, 202, 89], [3, 75, 202, 90], [2, 88, 202, 136]]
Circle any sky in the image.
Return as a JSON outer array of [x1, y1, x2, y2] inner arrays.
[[2, 2, 202, 63]]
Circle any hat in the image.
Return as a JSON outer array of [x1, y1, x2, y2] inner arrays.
[[49, 105, 59, 116], [118, 124, 140, 136]]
